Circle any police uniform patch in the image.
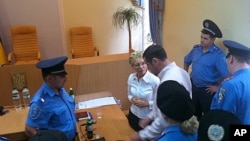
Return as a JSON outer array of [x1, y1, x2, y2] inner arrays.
[[204, 22, 209, 28], [31, 104, 42, 119], [30, 98, 45, 119], [218, 88, 226, 103], [207, 124, 224, 141]]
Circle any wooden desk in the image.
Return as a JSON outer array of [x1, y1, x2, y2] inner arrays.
[[0, 92, 133, 141], [76, 105, 133, 141], [0, 108, 29, 141], [0, 106, 133, 141]]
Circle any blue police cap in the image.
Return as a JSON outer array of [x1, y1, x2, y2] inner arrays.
[[202, 19, 222, 38], [223, 40, 250, 58], [36, 56, 68, 75]]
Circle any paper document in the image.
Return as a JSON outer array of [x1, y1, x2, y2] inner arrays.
[[78, 96, 117, 109]]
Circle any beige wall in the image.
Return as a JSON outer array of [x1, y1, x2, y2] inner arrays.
[[0, 0, 67, 59], [164, 0, 250, 67], [0, 0, 141, 60], [62, 0, 142, 55], [1, 0, 249, 62]]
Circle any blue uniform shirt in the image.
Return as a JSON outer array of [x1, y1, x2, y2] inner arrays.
[[184, 44, 229, 87], [211, 68, 250, 124], [26, 83, 77, 141], [155, 126, 197, 141]]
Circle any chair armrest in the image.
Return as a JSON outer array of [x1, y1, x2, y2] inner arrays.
[[37, 50, 41, 60], [71, 48, 75, 58], [129, 48, 135, 53], [94, 46, 99, 56], [7, 52, 14, 64]]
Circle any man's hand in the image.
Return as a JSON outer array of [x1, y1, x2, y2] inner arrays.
[[139, 117, 152, 128], [206, 85, 219, 94], [131, 132, 143, 141], [25, 125, 38, 137]]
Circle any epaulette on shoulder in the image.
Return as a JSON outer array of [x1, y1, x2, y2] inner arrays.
[[212, 46, 224, 53], [193, 44, 201, 48], [224, 76, 234, 81]]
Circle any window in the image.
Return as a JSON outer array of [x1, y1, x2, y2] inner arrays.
[[142, 0, 153, 50]]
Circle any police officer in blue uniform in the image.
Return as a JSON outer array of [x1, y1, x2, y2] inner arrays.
[[184, 19, 229, 120], [25, 56, 77, 141], [211, 40, 250, 124]]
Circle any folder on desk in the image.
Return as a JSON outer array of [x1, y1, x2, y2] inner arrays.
[[78, 96, 117, 109], [75, 111, 89, 120]]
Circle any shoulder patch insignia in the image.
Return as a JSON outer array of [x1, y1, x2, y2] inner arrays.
[[193, 45, 200, 48], [30, 97, 45, 120], [207, 124, 224, 141], [218, 88, 226, 103], [31, 104, 42, 120]]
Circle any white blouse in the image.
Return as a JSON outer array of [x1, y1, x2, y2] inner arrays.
[[127, 70, 160, 118]]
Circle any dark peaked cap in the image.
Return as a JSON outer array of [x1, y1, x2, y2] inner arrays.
[[156, 80, 194, 122], [223, 40, 250, 58], [202, 19, 222, 38], [36, 56, 68, 75], [198, 109, 241, 141]]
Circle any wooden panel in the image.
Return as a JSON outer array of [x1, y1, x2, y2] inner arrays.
[[0, 63, 42, 107], [66, 53, 129, 65], [67, 53, 133, 110], [0, 53, 133, 110]]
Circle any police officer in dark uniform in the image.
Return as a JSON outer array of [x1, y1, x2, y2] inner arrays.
[[211, 40, 250, 124], [184, 19, 230, 120], [25, 56, 77, 141]]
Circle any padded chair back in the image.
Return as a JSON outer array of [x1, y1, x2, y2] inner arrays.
[[11, 25, 40, 63], [69, 26, 96, 58]]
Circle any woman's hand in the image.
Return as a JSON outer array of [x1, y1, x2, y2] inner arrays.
[[132, 97, 149, 107]]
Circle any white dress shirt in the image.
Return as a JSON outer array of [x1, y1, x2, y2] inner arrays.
[[139, 62, 192, 140]]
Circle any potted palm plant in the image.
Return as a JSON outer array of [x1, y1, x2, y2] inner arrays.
[[112, 7, 142, 53]]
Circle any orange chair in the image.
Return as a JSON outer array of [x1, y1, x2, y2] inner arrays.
[[69, 26, 99, 58], [8, 25, 41, 64], [0, 41, 7, 66]]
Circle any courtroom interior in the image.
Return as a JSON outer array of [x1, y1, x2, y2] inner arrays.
[[0, 0, 249, 141]]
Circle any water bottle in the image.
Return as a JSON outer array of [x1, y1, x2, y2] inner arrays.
[[69, 88, 78, 109], [69, 87, 75, 100], [12, 87, 21, 110], [22, 87, 31, 108], [86, 119, 96, 139]]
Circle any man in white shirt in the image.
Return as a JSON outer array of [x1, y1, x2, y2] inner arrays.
[[131, 45, 192, 141]]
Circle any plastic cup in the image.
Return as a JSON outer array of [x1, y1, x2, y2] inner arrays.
[[96, 109, 102, 119]]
